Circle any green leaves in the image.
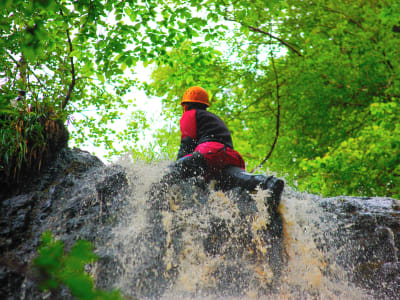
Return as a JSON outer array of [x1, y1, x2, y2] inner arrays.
[[1, 0, 196, 157], [1, 0, 59, 61], [145, 0, 400, 198], [33, 231, 124, 300], [0, 99, 65, 184], [0, 97, 17, 115], [295, 98, 400, 197], [2, 0, 399, 197]]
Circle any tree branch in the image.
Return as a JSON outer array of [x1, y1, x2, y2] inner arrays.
[[224, 17, 303, 57], [229, 93, 275, 120], [323, 6, 364, 30], [61, 9, 76, 110], [247, 25, 303, 57], [251, 55, 281, 172], [6, 50, 47, 91]]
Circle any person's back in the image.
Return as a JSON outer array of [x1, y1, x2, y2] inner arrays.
[[185, 109, 233, 148], [164, 86, 284, 208]]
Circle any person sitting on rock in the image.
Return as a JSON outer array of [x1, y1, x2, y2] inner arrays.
[[164, 86, 284, 208]]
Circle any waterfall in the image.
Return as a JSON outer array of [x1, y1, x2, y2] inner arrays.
[[94, 158, 370, 299], [2, 148, 398, 299]]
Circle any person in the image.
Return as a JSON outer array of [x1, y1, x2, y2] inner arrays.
[[163, 86, 284, 208]]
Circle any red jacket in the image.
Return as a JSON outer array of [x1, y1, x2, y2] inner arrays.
[[178, 109, 245, 172]]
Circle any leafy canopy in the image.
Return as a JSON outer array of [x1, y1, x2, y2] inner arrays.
[[145, 0, 400, 198], [1, 0, 399, 197], [0, 0, 205, 157]]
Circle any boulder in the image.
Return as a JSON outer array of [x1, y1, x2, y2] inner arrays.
[[318, 196, 400, 298], [0, 148, 399, 299], [0, 148, 128, 299]]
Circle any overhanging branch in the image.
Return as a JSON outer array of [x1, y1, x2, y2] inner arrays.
[[60, 9, 76, 110], [224, 17, 303, 57], [247, 25, 303, 57], [6, 50, 47, 91], [251, 55, 281, 173]]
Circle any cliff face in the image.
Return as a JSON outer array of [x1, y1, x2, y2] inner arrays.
[[0, 148, 128, 299], [0, 148, 399, 299], [318, 196, 400, 296]]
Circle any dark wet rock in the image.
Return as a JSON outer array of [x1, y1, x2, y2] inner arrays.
[[317, 196, 400, 297], [0, 194, 34, 248], [1, 146, 399, 299], [121, 178, 285, 299], [0, 148, 128, 299]]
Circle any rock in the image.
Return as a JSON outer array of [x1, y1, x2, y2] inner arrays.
[[0, 147, 399, 299], [0, 195, 34, 245], [0, 148, 128, 299], [112, 178, 285, 299], [317, 196, 400, 297]]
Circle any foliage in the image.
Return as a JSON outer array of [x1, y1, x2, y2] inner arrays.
[[299, 101, 400, 197], [2, 0, 399, 197], [0, 95, 17, 114], [0, 0, 202, 156], [33, 231, 124, 300], [129, 126, 180, 162], [145, 0, 400, 198], [0, 99, 68, 185]]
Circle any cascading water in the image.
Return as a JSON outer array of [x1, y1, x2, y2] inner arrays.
[[2, 148, 398, 299], [93, 158, 375, 299]]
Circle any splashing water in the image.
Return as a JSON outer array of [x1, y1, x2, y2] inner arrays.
[[94, 159, 369, 299]]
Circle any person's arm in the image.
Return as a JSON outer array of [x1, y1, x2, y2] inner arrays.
[[177, 137, 196, 159], [177, 110, 197, 159]]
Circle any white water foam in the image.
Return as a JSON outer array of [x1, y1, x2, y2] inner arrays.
[[97, 159, 370, 299]]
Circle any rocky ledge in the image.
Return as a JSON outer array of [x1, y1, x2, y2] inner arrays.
[[0, 148, 128, 299], [0, 148, 399, 299]]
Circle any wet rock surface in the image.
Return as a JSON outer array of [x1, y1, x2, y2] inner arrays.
[[0, 148, 128, 299], [0, 147, 399, 299], [117, 180, 285, 298], [317, 196, 400, 298]]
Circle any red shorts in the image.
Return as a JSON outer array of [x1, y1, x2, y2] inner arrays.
[[185, 141, 245, 175]]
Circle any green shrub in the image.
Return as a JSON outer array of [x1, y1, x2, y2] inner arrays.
[[298, 102, 400, 198], [0, 98, 68, 185], [33, 231, 125, 300]]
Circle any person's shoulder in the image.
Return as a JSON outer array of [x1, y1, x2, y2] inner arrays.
[[181, 109, 196, 119], [196, 109, 218, 118]]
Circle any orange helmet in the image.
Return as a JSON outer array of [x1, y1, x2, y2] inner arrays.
[[181, 86, 210, 107]]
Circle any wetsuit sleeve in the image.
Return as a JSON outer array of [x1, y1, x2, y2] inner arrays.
[[177, 110, 197, 159], [177, 137, 196, 159]]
